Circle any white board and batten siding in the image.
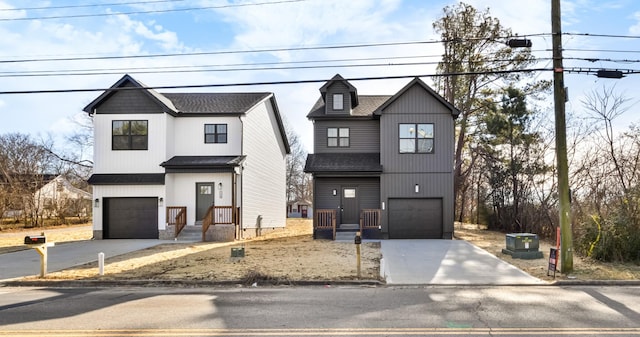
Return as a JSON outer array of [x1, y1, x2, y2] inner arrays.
[[93, 113, 167, 174], [166, 173, 234, 226], [241, 97, 288, 231], [171, 116, 242, 156]]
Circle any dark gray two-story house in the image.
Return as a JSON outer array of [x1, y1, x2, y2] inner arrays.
[[304, 74, 459, 239]]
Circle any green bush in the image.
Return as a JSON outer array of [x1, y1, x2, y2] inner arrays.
[[577, 213, 640, 263]]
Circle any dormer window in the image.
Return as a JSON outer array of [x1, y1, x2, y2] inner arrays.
[[332, 93, 344, 110]]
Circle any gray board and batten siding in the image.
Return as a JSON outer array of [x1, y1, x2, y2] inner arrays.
[[306, 75, 458, 240], [313, 119, 380, 154], [313, 177, 380, 225], [378, 81, 456, 239]]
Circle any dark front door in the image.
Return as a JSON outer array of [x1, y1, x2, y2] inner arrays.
[[196, 182, 215, 221], [340, 187, 358, 224]]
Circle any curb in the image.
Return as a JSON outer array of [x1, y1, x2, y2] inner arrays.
[[3, 278, 639, 288], [1, 278, 385, 288]]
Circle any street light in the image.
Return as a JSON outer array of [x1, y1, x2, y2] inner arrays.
[[596, 69, 624, 79], [507, 39, 532, 48]]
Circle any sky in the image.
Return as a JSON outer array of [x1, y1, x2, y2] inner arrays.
[[0, 0, 639, 155]]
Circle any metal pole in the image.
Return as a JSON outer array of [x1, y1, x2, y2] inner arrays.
[[551, 0, 573, 273]]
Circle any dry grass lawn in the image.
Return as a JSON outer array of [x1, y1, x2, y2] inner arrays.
[[2, 219, 639, 283]]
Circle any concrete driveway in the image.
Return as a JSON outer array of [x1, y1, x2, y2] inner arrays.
[[380, 240, 545, 285], [0, 240, 165, 281]]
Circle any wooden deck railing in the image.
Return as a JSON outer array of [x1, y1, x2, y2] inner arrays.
[[166, 206, 187, 237], [202, 206, 238, 241], [360, 209, 381, 233], [314, 209, 337, 240]]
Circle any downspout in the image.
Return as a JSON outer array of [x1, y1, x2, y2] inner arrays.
[[238, 116, 244, 239]]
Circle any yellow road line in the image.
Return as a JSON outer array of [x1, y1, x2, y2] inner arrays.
[[1, 327, 640, 336]]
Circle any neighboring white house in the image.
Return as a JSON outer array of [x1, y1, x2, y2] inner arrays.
[[84, 74, 290, 240], [36, 175, 92, 218], [287, 199, 312, 218]]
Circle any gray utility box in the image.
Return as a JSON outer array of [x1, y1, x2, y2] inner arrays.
[[501, 233, 543, 259]]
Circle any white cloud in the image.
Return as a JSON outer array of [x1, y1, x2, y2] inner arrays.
[[630, 11, 640, 34], [0, 0, 26, 20]]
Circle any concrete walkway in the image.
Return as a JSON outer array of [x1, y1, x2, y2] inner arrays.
[[380, 240, 545, 285]]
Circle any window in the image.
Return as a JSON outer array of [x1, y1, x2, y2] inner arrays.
[[399, 123, 434, 153], [332, 93, 344, 110], [200, 185, 212, 195], [327, 127, 349, 147], [205, 124, 227, 143], [343, 188, 356, 198], [112, 120, 148, 150]]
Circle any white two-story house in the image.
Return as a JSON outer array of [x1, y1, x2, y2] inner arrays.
[[84, 75, 290, 240]]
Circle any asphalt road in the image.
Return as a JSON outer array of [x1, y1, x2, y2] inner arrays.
[[0, 285, 639, 336]]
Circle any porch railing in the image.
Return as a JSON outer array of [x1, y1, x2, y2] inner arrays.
[[166, 206, 187, 237], [202, 206, 238, 241], [314, 209, 337, 240], [360, 209, 381, 233]]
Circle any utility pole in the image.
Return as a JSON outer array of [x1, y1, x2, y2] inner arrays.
[[551, 0, 573, 273]]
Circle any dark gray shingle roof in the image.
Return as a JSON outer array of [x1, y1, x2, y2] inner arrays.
[[162, 93, 271, 114], [160, 156, 246, 169], [304, 153, 382, 173], [87, 173, 165, 185], [306, 95, 392, 119]]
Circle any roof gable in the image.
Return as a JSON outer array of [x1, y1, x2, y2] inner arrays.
[[374, 77, 459, 118], [319, 74, 359, 108], [83, 74, 177, 114]]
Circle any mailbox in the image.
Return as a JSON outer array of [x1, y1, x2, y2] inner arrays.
[[24, 235, 46, 244]]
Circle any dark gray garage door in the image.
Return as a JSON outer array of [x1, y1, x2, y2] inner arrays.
[[103, 197, 158, 239], [388, 198, 442, 239]]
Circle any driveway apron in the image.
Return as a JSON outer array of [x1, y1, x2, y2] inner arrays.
[[380, 240, 545, 285]]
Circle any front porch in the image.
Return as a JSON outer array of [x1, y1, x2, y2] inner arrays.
[[313, 209, 381, 240], [166, 205, 240, 242]]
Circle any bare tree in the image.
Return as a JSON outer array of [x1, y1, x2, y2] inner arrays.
[[0, 133, 58, 227], [433, 2, 550, 221], [284, 121, 311, 208]]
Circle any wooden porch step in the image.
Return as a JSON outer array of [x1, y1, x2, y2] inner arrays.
[[337, 223, 359, 231]]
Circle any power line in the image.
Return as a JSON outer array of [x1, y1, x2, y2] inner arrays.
[[0, 56, 556, 78], [0, 68, 553, 95], [564, 48, 640, 54], [0, 0, 309, 21], [563, 32, 640, 39], [0, 0, 186, 12], [0, 40, 445, 64]]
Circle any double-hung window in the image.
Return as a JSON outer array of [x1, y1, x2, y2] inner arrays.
[[327, 127, 349, 147], [205, 124, 227, 143], [399, 123, 434, 153], [332, 93, 344, 110], [112, 120, 148, 150]]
